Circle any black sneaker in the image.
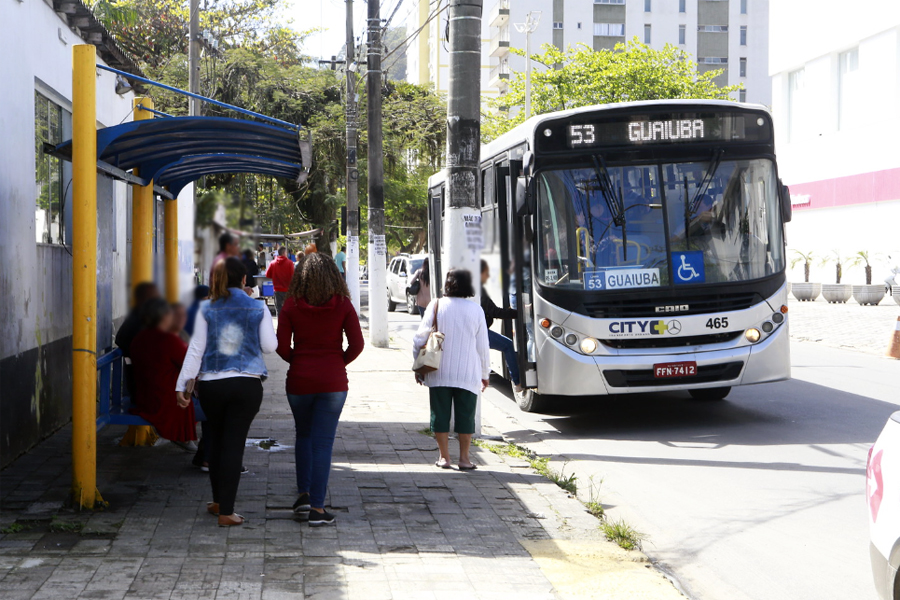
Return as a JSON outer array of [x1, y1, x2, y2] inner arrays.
[[240, 466, 249, 475], [308, 510, 336, 527], [292, 493, 311, 514]]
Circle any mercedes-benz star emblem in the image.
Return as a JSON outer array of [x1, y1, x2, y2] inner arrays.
[[667, 320, 682, 335]]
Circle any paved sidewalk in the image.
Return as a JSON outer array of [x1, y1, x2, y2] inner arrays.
[[788, 295, 900, 355], [0, 327, 681, 599]]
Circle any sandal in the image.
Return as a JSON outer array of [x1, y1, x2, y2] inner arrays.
[[434, 459, 452, 469], [217, 513, 244, 527], [458, 463, 478, 471], [206, 502, 219, 516]]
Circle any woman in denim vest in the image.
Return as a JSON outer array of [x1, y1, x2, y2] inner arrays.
[[176, 257, 277, 527]]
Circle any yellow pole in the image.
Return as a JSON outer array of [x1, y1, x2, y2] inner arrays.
[[72, 45, 100, 509], [119, 97, 159, 448], [164, 199, 178, 303], [131, 97, 154, 297]]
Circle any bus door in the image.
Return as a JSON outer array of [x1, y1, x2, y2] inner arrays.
[[495, 164, 512, 342], [507, 159, 538, 388], [428, 185, 444, 295]]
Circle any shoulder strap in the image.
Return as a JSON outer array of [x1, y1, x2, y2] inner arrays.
[[433, 299, 439, 331]]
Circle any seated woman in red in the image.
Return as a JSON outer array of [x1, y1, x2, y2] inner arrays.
[[131, 298, 196, 443]]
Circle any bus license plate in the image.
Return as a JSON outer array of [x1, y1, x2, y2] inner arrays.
[[654, 361, 697, 378]]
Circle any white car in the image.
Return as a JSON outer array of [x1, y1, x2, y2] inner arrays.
[[387, 254, 426, 314], [869, 412, 900, 599]]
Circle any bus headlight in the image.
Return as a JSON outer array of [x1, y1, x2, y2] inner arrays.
[[745, 328, 761, 343], [565, 334, 577, 346], [580, 337, 598, 354], [761, 321, 774, 333], [550, 326, 563, 339]]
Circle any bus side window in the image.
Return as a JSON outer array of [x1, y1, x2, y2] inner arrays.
[[482, 166, 495, 251]]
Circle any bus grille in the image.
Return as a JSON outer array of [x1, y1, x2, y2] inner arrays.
[[601, 332, 742, 349], [603, 362, 744, 388], [583, 292, 761, 319]]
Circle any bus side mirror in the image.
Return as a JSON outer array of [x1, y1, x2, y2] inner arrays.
[[780, 182, 792, 223], [515, 176, 531, 217]]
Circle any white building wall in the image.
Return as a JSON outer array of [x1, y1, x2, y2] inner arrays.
[[769, 1, 900, 283]]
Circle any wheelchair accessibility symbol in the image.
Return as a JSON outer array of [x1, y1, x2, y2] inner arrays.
[[673, 251, 705, 284]]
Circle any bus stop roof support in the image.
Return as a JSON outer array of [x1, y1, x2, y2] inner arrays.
[[72, 45, 103, 510]]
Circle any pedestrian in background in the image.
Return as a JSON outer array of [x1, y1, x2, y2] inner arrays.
[[241, 249, 260, 295], [176, 257, 277, 527], [210, 232, 240, 283], [408, 258, 431, 317], [334, 245, 347, 281], [131, 298, 195, 446], [412, 269, 489, 471], [480, 260, 522, 394], [184, 285, 210, 338], [115, 281, 160, 397], [170, 302, 190, 345], [276, 253, 364, 526], [266, 246, 295, 316], [256, 243, 267, 271]]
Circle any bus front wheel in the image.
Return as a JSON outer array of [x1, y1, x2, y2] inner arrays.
[[689, 387, 731, 401], [516, 389, 547, 413]]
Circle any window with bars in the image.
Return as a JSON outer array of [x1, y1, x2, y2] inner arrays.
[[34, 91, 65, 245], [739, 57, 747, 77], [594, 23, 625, 36], [740, 26, 747, 45], [644, 24, 651, 44], [679, 24, 686, 44], [739, 89, 747, 102]]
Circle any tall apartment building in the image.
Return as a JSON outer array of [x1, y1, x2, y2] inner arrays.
[[406, 0, 497, 99], [407, 0, 769, 107]]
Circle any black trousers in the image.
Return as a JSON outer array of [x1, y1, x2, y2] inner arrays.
[[198, 378, 263, 516]]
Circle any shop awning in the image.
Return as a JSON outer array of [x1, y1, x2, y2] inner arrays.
[[52, 116, 311, 197]]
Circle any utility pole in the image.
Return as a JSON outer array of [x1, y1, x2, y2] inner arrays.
[[446, 0, 483, 432], [345, 0, 361, 313], [514, 11, 540, 119], [367, 0, 388, 347], [445, 0, 483, 280], [188, 0, 201, 116]]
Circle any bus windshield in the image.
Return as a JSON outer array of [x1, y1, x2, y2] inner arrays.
[[535, 158, 784, 291]]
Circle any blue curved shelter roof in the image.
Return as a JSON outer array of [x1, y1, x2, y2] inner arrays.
[[54, 116, 309, 196]]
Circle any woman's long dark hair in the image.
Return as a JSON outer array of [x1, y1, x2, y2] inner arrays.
[[210, 257, 247, 302], [296, 253, 349, 306], [140, 298, 172, 328], [420, 258, 430, 285]]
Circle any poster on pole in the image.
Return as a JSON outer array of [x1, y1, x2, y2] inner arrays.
[[347, 235, 359, 261], [372, 234, 387, 257]]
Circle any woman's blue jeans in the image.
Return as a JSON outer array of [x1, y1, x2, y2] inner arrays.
[[287, 391, 348, 509], [488, 330, 520, 385]]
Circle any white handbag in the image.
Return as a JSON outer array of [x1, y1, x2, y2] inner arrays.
[[413, 301, 444, 375]]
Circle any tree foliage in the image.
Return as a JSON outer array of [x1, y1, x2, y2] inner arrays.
[[96, 0, 446, 256], [484, 40, 743, 141]]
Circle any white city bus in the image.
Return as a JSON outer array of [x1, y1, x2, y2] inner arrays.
[[427, 100, 793, 412]]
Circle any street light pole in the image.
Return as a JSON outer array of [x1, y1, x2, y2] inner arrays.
[[367, 0, 388, 347], [345, 0, 361, 313], [514, 11, 541, 119]]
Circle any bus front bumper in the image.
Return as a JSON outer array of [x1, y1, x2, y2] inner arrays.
[[534, 323, 790, 396]]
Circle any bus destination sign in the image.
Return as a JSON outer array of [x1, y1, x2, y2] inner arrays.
[[547, 112, 771, 151]]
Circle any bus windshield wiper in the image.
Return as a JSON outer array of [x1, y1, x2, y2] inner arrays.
[[591, 155, 626, 228], [688, 149, 724, 215]]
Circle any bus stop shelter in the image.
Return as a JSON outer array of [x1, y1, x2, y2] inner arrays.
[[63, 45, 311, 509]]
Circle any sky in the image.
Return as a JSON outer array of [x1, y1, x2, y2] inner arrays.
[[286, 0, 413, 62]]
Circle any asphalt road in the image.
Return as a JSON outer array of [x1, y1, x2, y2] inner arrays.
[[386, 307, 899, 600]]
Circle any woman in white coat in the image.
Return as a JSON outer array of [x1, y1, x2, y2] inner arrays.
[[413, 269, 490, 470]]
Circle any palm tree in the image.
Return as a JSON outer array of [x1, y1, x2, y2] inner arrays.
[[852, 251, 878, 285], [790, 250, 815, 283], [820, 250, 850, 284]]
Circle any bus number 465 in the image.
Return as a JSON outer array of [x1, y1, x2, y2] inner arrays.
[[706, 317, 729, 330]]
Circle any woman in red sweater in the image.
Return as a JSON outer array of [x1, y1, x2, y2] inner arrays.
[[276, 253, 364, 526], [131, 298, 196, 443]]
